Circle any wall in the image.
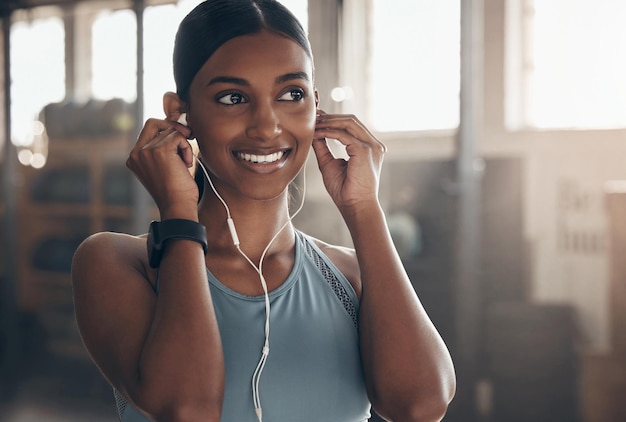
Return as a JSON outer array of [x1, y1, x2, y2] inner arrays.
[[482, 0, 626, 353], [303, 8, 625, 420]]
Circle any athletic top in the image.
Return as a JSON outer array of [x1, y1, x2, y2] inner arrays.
[[114, 231, 371, 421]]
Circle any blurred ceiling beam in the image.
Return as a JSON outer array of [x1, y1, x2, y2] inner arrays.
[[1, 0, 76, 15], [0, 0, 175, 16]]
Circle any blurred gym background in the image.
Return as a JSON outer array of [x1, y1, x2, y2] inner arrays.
[[1, 1, 626, 421]]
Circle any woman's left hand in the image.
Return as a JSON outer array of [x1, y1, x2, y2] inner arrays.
[[312, 110, 387, 213]]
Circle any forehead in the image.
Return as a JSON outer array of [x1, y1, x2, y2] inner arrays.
[[197, 31, 313, 81]]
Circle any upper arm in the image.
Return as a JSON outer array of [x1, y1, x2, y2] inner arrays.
[[71, 232, 157, 401]]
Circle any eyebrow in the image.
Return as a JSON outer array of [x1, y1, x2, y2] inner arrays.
[[275, 71, 310, 85], [207, 76, 249, 87], [207, 71, 310, 87]]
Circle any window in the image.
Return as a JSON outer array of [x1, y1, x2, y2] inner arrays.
[[367, 0, 460, 132], [92, 8, 137, 102], [10, 12, 65, 148], [506, 0, 626, 130], [143, 2, 190, 121]]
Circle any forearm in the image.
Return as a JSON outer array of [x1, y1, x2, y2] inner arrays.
[[343, 202, 455, 420], [134, 240, 224, 419]]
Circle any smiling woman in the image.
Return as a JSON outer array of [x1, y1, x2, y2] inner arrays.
[[71, 1, 456, 422]]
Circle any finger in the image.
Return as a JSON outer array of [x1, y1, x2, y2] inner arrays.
[[134, 119, 156, 149], [316, 113, 370, 141], [316, 124, 387, 158], [155, 122, 192, 141], [177, 137, 195, 168], [316, 114, 387, 153], [314, 127, 367, 157], [143, 128, 193, 162], [168, 120, 193, 140], [134, 119, 170, 151], [315, 127, 353, 144], [136, 119, 191, 150], [311, 137, 336, 167], [143, 127, 178, 150]]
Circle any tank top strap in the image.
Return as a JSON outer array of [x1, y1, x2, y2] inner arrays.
[[296, 231, 359, 327]]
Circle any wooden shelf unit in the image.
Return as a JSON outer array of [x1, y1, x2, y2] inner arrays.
[[16, 134, 151, 360]]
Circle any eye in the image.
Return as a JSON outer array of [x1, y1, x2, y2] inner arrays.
[[279, 88, 305, 102], [217, 92, 247, 105]]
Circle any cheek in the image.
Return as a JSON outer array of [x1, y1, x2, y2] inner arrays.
[[193, 114, 242, 146], [286, 105, 316, 140], [284, 119, 314, 152]]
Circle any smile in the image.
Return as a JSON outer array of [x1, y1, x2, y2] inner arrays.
[[236, 150, 286, 164]]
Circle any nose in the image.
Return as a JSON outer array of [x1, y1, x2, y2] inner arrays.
[[245, 101, 282, 142]]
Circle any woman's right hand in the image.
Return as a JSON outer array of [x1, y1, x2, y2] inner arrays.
[[126, 118, 199, 221]]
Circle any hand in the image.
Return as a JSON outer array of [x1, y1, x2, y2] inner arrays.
[[126, 118, 198, 220], [312, 110, 387, 213]]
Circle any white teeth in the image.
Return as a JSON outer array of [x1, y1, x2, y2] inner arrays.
[[238, 151, 284, 164]]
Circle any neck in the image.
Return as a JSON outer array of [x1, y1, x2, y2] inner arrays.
[[198, 187, 296, 262]]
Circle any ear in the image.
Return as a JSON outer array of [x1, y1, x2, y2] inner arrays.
[[163, 91, 188, 124], [314, 89, 319, 110]]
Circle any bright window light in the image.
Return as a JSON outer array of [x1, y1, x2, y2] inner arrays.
[[10, 16, 65, 146], [517, 0, 626, 129], [92, 9, 137, 102], [143, 2, 188, 122], [280, 0, 308, 33], [369, 0, 460, 132]]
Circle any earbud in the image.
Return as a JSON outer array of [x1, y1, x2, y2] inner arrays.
[[177, 113, 195, 140]]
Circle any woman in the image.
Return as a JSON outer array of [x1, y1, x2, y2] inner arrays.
[[71, 1, 456, 421]]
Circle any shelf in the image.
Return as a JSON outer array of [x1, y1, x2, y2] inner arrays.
[[19, 203, 134, 219], [18, 274, 73, 310], [28, 270, 73, 287], [15, 133, 154, 360], [47, 135, 132, 156], [21, 203, 93, 217]]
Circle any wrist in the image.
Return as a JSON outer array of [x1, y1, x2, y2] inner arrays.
[[147, 219, 208, 268], [339, 199, 383, 223], [159, 204, 200, 222], [341, 200, 385, 231]]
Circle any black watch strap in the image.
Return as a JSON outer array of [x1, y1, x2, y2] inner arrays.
[[147, 219, 208, 268]]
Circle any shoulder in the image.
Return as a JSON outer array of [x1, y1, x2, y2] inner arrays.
[[75, 230, 144, 255], [72, 231, 157, 291], [71, 232, 160, 397], [306, 235, 362, 299]]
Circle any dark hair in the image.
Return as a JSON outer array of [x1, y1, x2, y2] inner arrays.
[[173, 0, 312, 102]]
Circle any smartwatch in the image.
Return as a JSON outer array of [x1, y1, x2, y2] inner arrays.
[[147, 219, 208, 268]]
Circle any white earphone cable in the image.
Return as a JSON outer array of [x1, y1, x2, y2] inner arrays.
[[194, 154, 307, 421]]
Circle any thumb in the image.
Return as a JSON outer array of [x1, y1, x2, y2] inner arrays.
[[311, 138, 334, 168]]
